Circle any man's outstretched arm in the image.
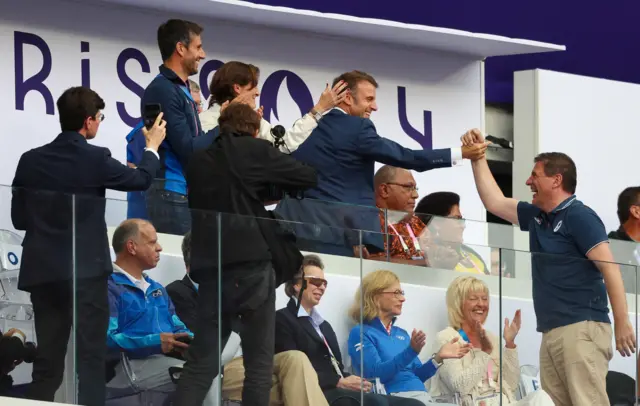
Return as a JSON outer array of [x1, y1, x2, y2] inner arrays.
[[471, 157, 520, 225]]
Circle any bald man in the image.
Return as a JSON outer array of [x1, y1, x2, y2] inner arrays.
[[106, 219, 197, 392], [368, 165, 428, 265]]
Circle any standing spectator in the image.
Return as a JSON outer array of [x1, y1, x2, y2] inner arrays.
[[11, 86, 165, 405], [174, 103, 317, 406], [609, 186, 640, 242], [188, 79, 204, 114], [276, 70, 488, 257], [464, 136, 635, 406], [142, 19, 216, 235], [199, 61, 346, 151]]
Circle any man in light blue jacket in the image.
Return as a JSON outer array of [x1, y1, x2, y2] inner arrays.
[[106, 219, 192, 390]]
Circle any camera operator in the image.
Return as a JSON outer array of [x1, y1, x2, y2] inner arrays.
[[174, 103, 317, 406]]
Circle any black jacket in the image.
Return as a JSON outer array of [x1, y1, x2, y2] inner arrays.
[[166, 276, 198, 331], [186, 132, 317, 278], [275, 298, 350, 390], [11, 131, 160, 290]]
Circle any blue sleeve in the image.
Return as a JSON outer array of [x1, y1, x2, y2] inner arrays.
[[566, 205, 609, 256], [144, 84, 213, 169], [167, 295, 192, 336], [356, 120, 452, 172], [414, 358, 438, 382], [348, 327, 418, 382], [516, 201, 541, 231], [106, 285, 162, 358]]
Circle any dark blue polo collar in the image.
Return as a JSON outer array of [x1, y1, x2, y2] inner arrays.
[[550, 195, 577, 214], [56, 131, 87, 143], [158, 65, 188, 87]]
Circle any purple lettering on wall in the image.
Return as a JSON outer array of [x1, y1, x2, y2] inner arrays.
[[116, 47, 150, 127], [261, 70, 313, 123], [397, 86, 432, 150], [198, 59, 224, 101], [81, 41, 90, 88], [14, 31, 54, 115]]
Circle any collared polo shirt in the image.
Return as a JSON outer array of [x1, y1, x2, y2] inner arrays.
[[517, 195, 610, 332]]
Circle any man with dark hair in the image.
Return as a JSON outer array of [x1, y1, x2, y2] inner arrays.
[[11, 86, 165, 405], [276, 70, 488, 257], [464, 135, 635, 406], [142, 18, 216, 235], [174, 103, 317, 406], [609, 186, 640, 242], [166, 231, 199, 331], [200, 60, 346, 152]]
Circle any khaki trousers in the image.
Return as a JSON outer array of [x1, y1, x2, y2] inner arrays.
[[223, 350, 329, 406], [539, 321, 613, 406]]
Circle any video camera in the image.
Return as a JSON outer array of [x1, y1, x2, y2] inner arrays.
[[1, 331, 37, 367]]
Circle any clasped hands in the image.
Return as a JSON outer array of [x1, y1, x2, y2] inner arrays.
[[460, 128, 490, 161]]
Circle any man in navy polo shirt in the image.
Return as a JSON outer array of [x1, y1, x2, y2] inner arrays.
[[465, 142, 635, 406]]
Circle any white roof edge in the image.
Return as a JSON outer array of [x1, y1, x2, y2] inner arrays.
[[208, 0, 566, 57]]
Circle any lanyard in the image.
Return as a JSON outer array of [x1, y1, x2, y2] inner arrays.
[[321, 335, 344, 378], [387, 222, 422, 256], [460, 250, 485, 274], [460, 329, 496, 389]]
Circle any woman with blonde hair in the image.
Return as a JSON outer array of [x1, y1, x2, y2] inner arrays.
[[347, 270, 470, 405], [428, 276, 552, 406]]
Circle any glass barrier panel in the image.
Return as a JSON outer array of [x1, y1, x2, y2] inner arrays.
[[498, 248, 639, 406]]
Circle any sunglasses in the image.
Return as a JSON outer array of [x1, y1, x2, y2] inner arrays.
[[304, 276, 328, 288]]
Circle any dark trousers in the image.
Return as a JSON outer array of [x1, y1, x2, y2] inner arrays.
[[26, 275, 109, 406], [324, 388, 425, 406], [146, 186, 191, 236], [174, 261, 276, 406]]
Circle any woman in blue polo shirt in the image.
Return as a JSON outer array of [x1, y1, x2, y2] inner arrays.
[[347, 270, 470, 405]]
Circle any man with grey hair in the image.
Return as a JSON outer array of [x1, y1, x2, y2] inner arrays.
[[188, 79, 203, 113], [370, 165, 427, 265], [107, 220, 196, 392]]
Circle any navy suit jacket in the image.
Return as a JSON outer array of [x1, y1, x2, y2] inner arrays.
[[276, 109, 452, 253], [11, 131, 160, 290]]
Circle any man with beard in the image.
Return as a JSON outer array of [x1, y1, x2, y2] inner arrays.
[[142, 19, 216, 235]]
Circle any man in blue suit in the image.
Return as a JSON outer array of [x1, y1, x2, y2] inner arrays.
[[276, 70, 487, 256], [11, 86, 166, 405]]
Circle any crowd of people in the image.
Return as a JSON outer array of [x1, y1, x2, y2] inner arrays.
[[4, 14, 640, 406]]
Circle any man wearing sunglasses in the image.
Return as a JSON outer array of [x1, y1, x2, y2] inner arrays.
[[275, 255, 423, 406]]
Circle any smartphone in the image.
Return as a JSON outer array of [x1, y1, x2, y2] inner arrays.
[[175, 335, 193, 344], [143, 103, 162, 130]]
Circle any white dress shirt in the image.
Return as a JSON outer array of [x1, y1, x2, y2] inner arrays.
[[199, 103, 318, 153], [112, 263, 150, 293]]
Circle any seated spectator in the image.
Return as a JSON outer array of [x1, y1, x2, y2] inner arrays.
[[276, 255, 424, 406], [199, 61, 346, 152], [106, 219, 198, 393], [415, 192, 488, 274], [166, 232, 329, 406], [428, 276, 552, 405], [347, 270, 469, 405], [166, 231, 198, 330], [609, 186, 640, 242], [366, 166, 428, 266]]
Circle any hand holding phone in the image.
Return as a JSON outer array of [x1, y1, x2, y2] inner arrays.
[[141, 110, 167, 151]]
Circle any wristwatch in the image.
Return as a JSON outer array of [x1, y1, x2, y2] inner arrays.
[[431, 353, 443, 368], [309, 108, 323, 123]]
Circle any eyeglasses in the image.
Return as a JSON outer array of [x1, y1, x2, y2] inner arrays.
[[304, 276, 328, 288], [386, 183, 418, 192], [379, 289, 405, 299], [93, 113, 105, 122]]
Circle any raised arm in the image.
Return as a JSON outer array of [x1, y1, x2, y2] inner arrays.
[[471, 157, 520, 225]]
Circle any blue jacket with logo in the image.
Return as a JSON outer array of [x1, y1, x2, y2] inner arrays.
[[107, 272, 192, 359], [140, 65, 217, 196], [348, 318, 437, 394]]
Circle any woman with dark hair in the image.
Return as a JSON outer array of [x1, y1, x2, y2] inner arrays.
[[199, 61, 347, 153], [414, 192, 489, 274]]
